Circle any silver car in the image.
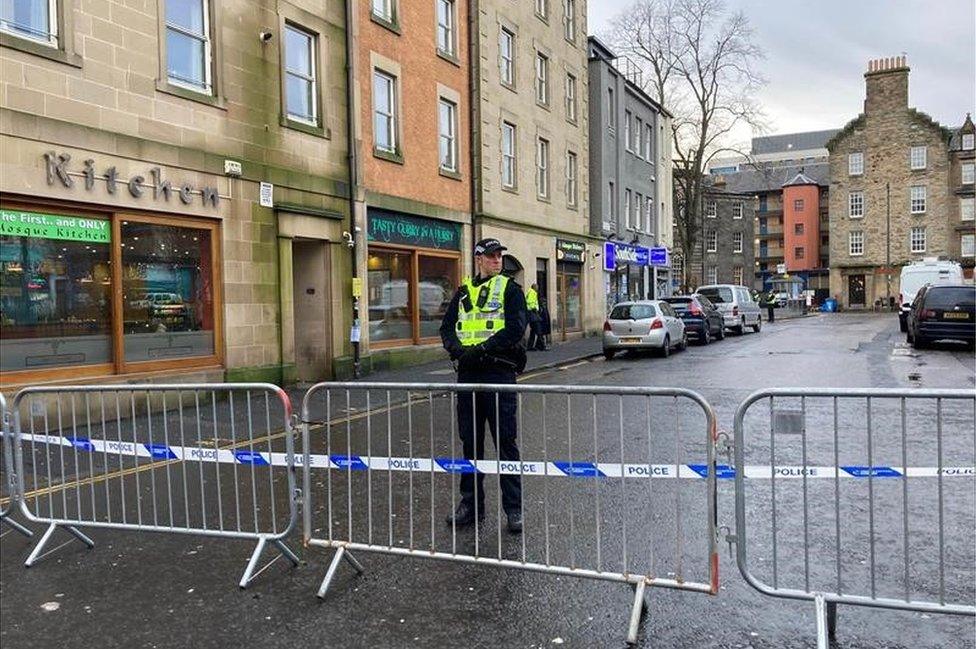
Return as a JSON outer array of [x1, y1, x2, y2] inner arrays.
[[602, 300, 687, 360], [696, 284, 762, 334]]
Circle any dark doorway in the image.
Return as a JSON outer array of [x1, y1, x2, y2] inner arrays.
[[848, 274, 866, 307]]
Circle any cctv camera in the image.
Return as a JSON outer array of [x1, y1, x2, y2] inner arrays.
[[259, 31, 273, 43]]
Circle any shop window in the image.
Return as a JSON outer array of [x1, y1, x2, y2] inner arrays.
[[418, 255, 458, 338], [121, 220, 215, 363]]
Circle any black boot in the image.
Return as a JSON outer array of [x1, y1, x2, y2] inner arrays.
[[445, 502, 485, 527], [506, 510, 523, 533]]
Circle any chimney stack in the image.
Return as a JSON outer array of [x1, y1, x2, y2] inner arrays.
[[864, 55, 910, 115]]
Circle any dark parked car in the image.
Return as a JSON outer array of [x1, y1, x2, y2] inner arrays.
[[906, 284, 976, 349], [663, 295, 725, 345]]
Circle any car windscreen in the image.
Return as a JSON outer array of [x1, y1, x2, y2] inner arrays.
[[609, 304, 657, 320], [698, 287, 732, 304], [663, 298, 692, 312], [924, 287, 976, 310]]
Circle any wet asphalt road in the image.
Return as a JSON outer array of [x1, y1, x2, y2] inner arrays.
[[1, 313, 974, 648]]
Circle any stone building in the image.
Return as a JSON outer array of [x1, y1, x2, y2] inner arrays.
[[826, 56, 963, 309], [470, 0, 600, 339], [948, 114, 975, 275], [0, 0, 351, 388], [350, 0, 473, 373], [586, 36, 674, 309]]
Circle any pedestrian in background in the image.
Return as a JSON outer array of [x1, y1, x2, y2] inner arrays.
[[440, 238, 527, 533], [526, 283, 545, 351]]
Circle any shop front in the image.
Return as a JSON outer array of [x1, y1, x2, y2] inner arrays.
[[365, 208, 462, 348], [604, 242, 671, 309], [554, 239, 585, 339]]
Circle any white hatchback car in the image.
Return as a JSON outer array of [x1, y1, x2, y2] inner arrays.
[[602, 300, 687, 360]]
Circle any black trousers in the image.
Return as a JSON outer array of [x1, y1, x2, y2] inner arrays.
[[455, 373, 522, 514], [527, 318, 544, 350]]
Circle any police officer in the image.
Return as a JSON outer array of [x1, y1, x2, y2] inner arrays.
[[525, 283, 544, 351], [440, 238, 527, 533]]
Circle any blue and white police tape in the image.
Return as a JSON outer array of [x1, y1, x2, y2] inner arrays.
[[16, 433, 975, 480]]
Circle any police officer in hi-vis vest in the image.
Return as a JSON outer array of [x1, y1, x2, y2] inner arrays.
[[440, 238, 528, 533]]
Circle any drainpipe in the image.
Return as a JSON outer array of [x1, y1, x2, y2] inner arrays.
[[345, 0, 362, 378], [467, 0, 480, 276]]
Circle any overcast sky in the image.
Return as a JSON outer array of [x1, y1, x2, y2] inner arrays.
[[588, 0, 976, 146]]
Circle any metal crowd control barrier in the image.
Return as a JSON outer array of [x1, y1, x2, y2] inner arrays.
[[731, 387, 976, 649], [1, 393, 33, 538], [9, 383, 300, 588], [300, 382, 719, 644]]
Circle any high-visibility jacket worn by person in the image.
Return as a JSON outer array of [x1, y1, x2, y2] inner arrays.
[[525, 286, 539, 312], [456, 274, 509, 347]]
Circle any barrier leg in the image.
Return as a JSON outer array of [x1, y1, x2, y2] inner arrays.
[[626, 580, 647, 645], [239, 538, 302, 589], [316, 547, 365, 600], [25, 523, 94, 567], [1, 514, 33, 538], [826, 601, 837, 640], [814, 594, 830, 649]]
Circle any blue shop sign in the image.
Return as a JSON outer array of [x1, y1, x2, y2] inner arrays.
[[603, 241, 650, 271], [649, 247, 669, 267]]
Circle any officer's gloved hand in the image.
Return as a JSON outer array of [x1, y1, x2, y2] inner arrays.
[[459, 344, 486, 369], [447, 344, 464, 362]]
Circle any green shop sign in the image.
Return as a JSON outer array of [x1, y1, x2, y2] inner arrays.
[[0, 209, 110, 243], [367, 209, 460, 250]]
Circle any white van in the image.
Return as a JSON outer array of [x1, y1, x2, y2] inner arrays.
[[898, 259, 963, 331]]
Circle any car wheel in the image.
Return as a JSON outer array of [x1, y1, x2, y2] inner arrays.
[[603, 350, 615, 361], [716, 324, 726, 340], [679, 332, 688, 351], [660, 336, 671, 358], [913, 336, 928, 350], [752, 317, 762, 333], [700, 327, 710, 345], [733, 319, 744, 335]]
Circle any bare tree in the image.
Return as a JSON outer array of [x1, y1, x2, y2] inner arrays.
[[608, 0, 765, 287]]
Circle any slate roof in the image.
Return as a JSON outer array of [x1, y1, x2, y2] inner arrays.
[[711, 161, 830, 195], [751, 129, 840, 155]]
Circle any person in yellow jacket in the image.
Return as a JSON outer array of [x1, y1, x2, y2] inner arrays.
[[525, 284, 544, 351], [439, 238, 527, 533]]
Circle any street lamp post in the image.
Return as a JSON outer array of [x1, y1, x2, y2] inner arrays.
[[886, 182, 891, 310]]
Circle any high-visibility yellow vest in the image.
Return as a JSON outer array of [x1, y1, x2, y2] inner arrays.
[[526, 287, 539, 311], [456, 274, 509, 347]]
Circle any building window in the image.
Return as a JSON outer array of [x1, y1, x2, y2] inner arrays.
[[634, 192, 643, 231], [732, 266, 743, 285], [795, 246, 805, 260], [372, 70, 398, 155], [848, 152, 864, 176], [436, 0, 456, 56], [634, 117, 643, 157], [962, 163, 975, 185], [368, 247, 460, 344], [707, 266, 718, 284], [964, 133, 976, 151], [673, 255, 684, 278], [501, 122, 518, 188], [623, 111, 633, 151], [624, 189, 632, 229], [910, 145, 927, 170], [535, 52, 549, 106], [849, 191, 864, 218], [962, 234, 975, 258], [644, 197, 653, 234], [536, 137, 550, 199], [0, 209, 219, 376], [438, 98, 458, 173], [566, 150, 578, 207], [1, 0, 57, 46], [732, 231, 743, 253], [371, 0, 394, 23], [607, 88, 615, 132], [706, 201, 717, 218], [562, 0, 576, 42], [644, 124, 653, 161], [962, 197, 975, 222], [499, 27, 515, 87], [165, 0, 213, 93], [794, 199, 805, 211], [849, 231, 864, 256], [910, 185, 926, 214], [732, 202, 743, 219], [910, 227, 926, 253], [607, 181, 616, 224], [535, 0, 548, 19], [706, 230, 717, 252], [565, 73, 577, 122], [794, 223, 804, 235], [283, 24, 317, 126]]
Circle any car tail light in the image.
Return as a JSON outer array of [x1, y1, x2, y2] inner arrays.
[[688, 305, 702, 316], [650, 319, 664, 330], [603, 320, 611, 331], [919, 309, 937, 320], [732, 306, 739, 316]]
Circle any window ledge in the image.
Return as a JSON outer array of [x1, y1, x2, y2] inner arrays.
[[370, 13, 401, 35], [501, 81, 517, 94], [281, 115, 330, 139], [536, 100, 551, 112], [566, 117, 578, 127], [537, 194, 551, 204], [156, 79, 227, 110], [0, 33, 82, 67], [436, 49, 460, 67], [373, 147, 404, 165], [501, 184, 519, 195], [439, 167, 462, 181]]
